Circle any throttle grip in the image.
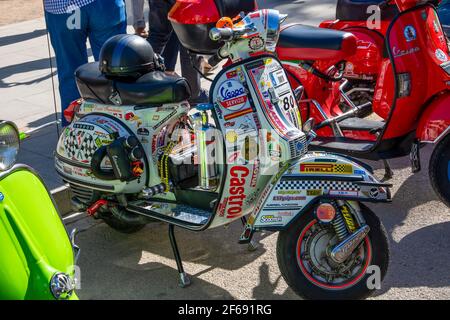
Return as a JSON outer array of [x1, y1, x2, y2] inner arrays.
[[209, 27, 234, 41]]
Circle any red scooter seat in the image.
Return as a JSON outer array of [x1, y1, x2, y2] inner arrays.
[[277, 24, 357, 62]]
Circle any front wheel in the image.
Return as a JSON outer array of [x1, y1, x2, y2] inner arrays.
[[429, 134, 450, 207], [276, 203, 389, 300]]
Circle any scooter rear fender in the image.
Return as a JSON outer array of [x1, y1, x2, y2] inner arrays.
[[252, 152, 390, 230], [416, 93, 450, 144]]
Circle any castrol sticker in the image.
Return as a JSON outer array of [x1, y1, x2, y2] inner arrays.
[[226, 166, 250, 219], [218, 80, 248, 111]]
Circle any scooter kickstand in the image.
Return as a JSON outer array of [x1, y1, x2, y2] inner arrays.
[[241, 217, 258, 252], [382, 159, 394, 182], [168, 224, 191, 288]]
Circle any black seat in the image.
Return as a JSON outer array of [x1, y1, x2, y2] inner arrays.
[[279, 24, 355, 51], [310, 137, 377, 158], [339, 117, 385, 132], [336, 0, 399, 21], [75, 62, 191, 106]]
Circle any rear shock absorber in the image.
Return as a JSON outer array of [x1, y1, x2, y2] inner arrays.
[[331, 203, 350, 242]]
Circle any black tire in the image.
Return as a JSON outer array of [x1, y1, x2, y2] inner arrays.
[[429, 134, 450, 207], [276, 203, 389, 300], [99, 209, 147, 234]]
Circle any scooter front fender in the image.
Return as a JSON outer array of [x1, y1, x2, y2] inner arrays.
[[417, 93, 450, 143], [252, 152, 390, 230], [0, 165, 76, 300]]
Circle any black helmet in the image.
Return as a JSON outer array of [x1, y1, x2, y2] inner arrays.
[[99, 34, 157, 79]]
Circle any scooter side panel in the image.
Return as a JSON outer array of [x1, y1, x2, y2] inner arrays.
[[252, 152, 389, 229], [0, 167, 74, 299], [417, 93, 450, 143], [381, 6, 450, 139]]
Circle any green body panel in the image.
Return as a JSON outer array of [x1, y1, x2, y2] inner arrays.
[[0, 167, 76, 300]]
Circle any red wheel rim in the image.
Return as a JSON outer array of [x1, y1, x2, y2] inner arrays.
[[296, 219, 372, 290]]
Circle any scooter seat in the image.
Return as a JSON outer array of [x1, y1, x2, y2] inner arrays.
[[277, 23, 357, 61], [339, 117, 385, 132], [75, 62, 191, 106], [310, 137, 376, 156]]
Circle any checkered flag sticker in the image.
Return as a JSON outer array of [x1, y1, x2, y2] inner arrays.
[[64, 129, 97, 163]]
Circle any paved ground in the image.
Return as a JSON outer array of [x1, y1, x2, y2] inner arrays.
[[2, 0, 450, 299]]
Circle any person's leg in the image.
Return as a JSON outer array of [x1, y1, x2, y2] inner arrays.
[[179, 45, 201, 99], [131, 0, 146, 30], [162, 32, 180, 72], [146, 0, 174, 54], [86, 0, 127, 60], [44, 11, 88, 127]]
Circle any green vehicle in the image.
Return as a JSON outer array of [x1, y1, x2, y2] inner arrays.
[[0, 120, 79, 300]]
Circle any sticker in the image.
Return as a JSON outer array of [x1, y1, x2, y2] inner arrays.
[[249, 36, 265, 51], [260, 215, 282, 223], [137, 128, 150, 136], [436, 49, 448, 62], [272, 195, 306, 201], [224, 107, 253, 121], [0, 192, 4, 202], [226, 70, 238, 79], [307, 189, 322, 196], [329, 190, 358, 197], [404, 25, 416, 42], [225, 131, 238, 143], [218, 80, 248, 111], [226, 166, 250, 219], [300, 163, 353, 174]]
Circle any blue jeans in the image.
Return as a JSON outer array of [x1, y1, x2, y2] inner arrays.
[[45, 0, 127, 126]]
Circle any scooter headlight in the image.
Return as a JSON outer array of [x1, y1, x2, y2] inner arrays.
[[0, 121, 20, 171]]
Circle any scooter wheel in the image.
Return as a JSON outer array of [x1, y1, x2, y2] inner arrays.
[[100, 209, 147, 234], [429, 134, 450, 207], [276, 203, 389, 300]]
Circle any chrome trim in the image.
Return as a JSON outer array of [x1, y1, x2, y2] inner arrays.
[[50, 272, 75, 300], [330, 225, 370, 264]]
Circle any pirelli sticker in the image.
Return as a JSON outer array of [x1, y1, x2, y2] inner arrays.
[[300, 163, 353, 174]]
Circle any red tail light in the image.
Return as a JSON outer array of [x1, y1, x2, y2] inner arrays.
[[64, 99, 82, 124]]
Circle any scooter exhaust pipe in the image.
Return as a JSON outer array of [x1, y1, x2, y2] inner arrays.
[[330, 225, 370, 264]]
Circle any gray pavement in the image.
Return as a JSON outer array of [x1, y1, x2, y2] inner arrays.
[[2, 0, 450, 299]]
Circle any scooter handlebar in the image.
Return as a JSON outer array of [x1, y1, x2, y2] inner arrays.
[[209, 27, 234, 42]]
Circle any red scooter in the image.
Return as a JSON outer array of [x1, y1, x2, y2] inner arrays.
[[276, 0, 450, 206]]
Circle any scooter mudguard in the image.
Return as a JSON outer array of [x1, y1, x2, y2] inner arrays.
[[251, 152, 390, 229], [416, 93, 450, 143], [0, 165, 77, 300]]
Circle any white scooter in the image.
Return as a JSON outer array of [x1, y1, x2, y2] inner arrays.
[[55, 9, 391, 299]]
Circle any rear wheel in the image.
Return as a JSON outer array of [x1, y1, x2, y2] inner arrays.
[[99, 206, 147, 234], [429, 134, 450, 207], [276, 203, 389, 300]]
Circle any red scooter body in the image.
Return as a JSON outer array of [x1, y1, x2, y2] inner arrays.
[[277, 1, 450, 206]]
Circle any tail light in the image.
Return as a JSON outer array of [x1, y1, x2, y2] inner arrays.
[[64, 99, 82, 124]]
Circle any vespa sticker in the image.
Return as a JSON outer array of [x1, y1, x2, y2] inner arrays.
[[218, 80, 248, 111], [435, 49, 449, 62], [248, 36, 265, 51], [404, 25, 417, 42]]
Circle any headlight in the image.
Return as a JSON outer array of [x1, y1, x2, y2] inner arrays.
[[0, 121, 20, 171]]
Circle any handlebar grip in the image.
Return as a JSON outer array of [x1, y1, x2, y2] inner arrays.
[[209, 27, 234, 41], [208, 52, 223, 67]]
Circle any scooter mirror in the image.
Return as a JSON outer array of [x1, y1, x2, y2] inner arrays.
[[303, 118, 316, 134], [0, 121, 20, 172]]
